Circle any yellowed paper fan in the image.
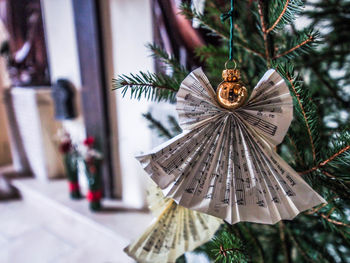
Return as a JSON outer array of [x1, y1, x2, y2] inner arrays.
[[124, 184, 222, 263], [137, 67, 326, 225], [145, 182, 170, 217]]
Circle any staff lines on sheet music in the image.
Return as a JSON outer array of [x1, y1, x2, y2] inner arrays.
[[232, 119, 247, 206], [247, 97, 283, 108], [239, 121, 282, 204], [151, 121, 215, 161], [245, 124, 291, 198], [248, 78, 279, 103], [237, 122, 266, 207], [185, 121, 226, 194], [245, 125, 296, 197], [205, 120, 230, 200], [195, 74, 214, 93], [143, 204, 176, 252], [221, 119, 236, 205], [189, 79, 206, 95], [245, 106, 283, 114], [172, 128, 219, 187], [171, 120, 226, 188], [160, 123, 219, 174], [250, 83, 284, 104], [183, 94, 218, 110], [188, 211, 199, 240], [238, 111, 277, 136], [251, 90, 282, 105]]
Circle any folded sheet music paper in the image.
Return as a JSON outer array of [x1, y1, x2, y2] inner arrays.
[[124, 184, 222, 263], [137, 68, 326, 225]]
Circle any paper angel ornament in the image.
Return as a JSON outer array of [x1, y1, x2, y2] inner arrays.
[[124, 184, 222, 263], [137, 67, 326, 225]]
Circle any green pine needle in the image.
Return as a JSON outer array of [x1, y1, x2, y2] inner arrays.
[[143, 112, 172, 139], [267, 0, 305, 32], [207, 230, 248, 263], [273, 29, 320, 61], [112, 71, 178, 102], [180, 2, 229, 39], [277, 65, 322, 164], [146, 43, 188, 80]]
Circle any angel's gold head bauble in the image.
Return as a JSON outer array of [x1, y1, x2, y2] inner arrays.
[[216, 69, 248, 110]]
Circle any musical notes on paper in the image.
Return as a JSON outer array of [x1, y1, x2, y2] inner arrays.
[[124, 184, 222, 263], [137, 67, 326, 225]]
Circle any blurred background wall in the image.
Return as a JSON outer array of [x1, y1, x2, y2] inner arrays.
[[41, 0, 154, 207], [0, 0, 156, 208]]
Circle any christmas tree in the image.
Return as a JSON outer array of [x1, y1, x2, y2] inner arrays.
[[114, 0, 350, 262]]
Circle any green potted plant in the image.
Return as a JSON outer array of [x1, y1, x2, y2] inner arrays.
[[81, 136, 103, 211], [58, 131, 81, 199]]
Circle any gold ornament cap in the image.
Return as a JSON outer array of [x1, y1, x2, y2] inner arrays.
[[222, 69, 241, 82], [216, 67, 248, 110]]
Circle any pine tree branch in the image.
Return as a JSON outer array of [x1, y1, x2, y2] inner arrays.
[[117, 81, 176, 92], [299, 145, 350, 175], [266, 0, 290, 34], [180, 3, 228, 39], [207, 226, 248, 263], [310, 65, 350, 109], [143, 112, 173, 139], [305, 202, 329, 215], [167, 116, 182, 136], [202, 21, 264, 58], [147, 43, 188, 79], [305, 196, 338, 216], [299, 231, 339, 263], [286, 227, 316, 263], [273, 35, 314, 59], [286, 74, 317, 161], [240, 224, 265, 263], [319, 213, 350, 228], [237, 40, 265, 58], [267, 0, 305, 32], [180, 3, 264, 58], [219, 245, 244, 256], [112, 71, 179, 102], [202, 22, 228, 40], [234, 24, 244, 39], [321, 170, 337, 179], [258, 1, 271, 65], [326, 207, 336, 218], [286, 134, 304, 166], [279, 222, 291, 263]]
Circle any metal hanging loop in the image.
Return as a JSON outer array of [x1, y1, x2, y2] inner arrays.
[[224, 59, 237, 70]]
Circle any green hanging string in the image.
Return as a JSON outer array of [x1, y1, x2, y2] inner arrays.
[[220, 0, 235, 61]]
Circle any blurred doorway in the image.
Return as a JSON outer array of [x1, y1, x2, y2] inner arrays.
[[72, 0, 115, 198]]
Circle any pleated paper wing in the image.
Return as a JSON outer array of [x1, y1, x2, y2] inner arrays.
[[137, 68, 326, 224], [124, 184, 222, 263]]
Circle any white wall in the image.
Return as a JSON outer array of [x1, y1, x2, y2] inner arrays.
[[41, 0, 85, 142], [41, 0, 81, 86], [102, 0, 154, 208], [41, 0, 88, 189], [42, 0, 154, 207]]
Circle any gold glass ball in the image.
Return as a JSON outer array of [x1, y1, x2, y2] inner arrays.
[[217, 82, 248, 109], [216, 69, 247, 110]]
